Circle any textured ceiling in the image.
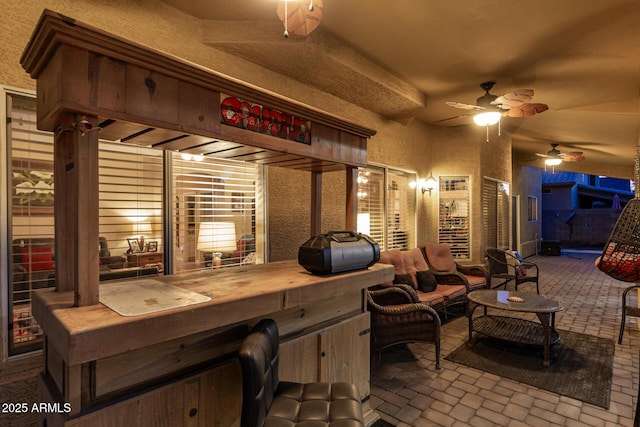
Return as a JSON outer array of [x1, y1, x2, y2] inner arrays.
[[161, 0, 640, 178]]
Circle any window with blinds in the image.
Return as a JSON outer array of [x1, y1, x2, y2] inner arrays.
[[357, 165, 415, 250], [172, 154, 262, 271], [482, 177, 510, 250], [98, 142, 164, 270], [3, 89, 264, 356], [6, 90, 54, 354], [438, 176, 470, 259]]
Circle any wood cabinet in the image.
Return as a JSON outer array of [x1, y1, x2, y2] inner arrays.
[[126, 251, 163, 268], [280, 313, 370, 398]]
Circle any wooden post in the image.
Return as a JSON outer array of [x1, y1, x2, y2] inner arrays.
[[345, 167, 358, 230], [54, 114, 100, 306], [311, 171, 322, 236]]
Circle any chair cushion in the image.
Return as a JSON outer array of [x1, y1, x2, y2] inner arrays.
[[394, 273, 415, 288], [424, 243, 456, 272], [466, 275, 487, 290], [436, 284, 467, 301], [268, 382, 364, 427], [416, 270, 437, 293], [401, 248, 430, 289], [379, 250, 406, 285], [416, 291, 445, 306]]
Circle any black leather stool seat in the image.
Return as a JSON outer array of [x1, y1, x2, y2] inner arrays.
[[267, 382, 364, 426], [239, 319, 365, 427]]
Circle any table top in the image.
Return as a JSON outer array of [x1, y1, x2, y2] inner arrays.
[[468, 290, 564, 314]]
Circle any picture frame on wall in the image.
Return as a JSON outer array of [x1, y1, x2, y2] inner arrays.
[[147, 241, 158, 252], [127, 238, 142, 253], [232, 192, 244, 212]]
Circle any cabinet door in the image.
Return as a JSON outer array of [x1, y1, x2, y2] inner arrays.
[[279, 333, 320, 384], [319, 312, 370, 399]]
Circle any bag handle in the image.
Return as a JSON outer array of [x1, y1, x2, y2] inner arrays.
[[328, 230, 359, 242]]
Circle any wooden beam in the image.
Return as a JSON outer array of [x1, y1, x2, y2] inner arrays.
[[311, 172, 322, 236], [346, 167, 358, 230], [54, 114, 100, 306]]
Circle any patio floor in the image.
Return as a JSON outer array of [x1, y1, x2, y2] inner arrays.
[[369, 251, 639, 426]]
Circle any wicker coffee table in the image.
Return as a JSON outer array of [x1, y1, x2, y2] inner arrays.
[[467, 290, 565, 366]]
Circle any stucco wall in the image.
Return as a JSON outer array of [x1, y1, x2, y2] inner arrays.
[[512, 162, 543, 257]]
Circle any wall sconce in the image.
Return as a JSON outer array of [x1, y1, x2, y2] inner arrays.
[[410, 172, 438, 196]]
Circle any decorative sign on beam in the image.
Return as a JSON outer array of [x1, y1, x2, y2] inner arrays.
[[221, 94, 311, 145]]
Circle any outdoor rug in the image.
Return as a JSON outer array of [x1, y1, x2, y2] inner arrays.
[[445, 330, 614, 408], [371, 419, 395, 427]]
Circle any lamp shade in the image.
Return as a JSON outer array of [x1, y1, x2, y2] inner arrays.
[[197, 222, 237, 252], [545, 157, 562, 166], [357, 212, 370, 235], [473, 110, 502, 126], [132, 221, 152, 236]]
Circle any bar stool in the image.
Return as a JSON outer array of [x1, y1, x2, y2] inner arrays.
[[238, 319, 365, 427]]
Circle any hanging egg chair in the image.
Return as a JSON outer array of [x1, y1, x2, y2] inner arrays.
[[596, 146, 640, 282]]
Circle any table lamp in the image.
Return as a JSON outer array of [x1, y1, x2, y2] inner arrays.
[[197, 222, 237, 268], [133, 221, 152, 251]]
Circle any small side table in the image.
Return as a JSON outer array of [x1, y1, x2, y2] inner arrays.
[[127, 252, 163, 268]]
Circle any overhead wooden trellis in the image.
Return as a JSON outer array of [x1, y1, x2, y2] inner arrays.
[[597, 145, 640, 282]]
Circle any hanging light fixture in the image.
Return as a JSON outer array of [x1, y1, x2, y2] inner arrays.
[[544, 157, 563, 167], [277, 0, 323, 38], [473, 110, 502, 126]]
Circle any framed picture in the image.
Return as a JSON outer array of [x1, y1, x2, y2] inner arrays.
[[232, 192, 244, 212], [147, 241, 158, 252], [11, 159, 55, 216], [127, 238, 142, 253]]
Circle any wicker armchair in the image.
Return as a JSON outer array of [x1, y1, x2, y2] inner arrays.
[[424, 243, 489, 291], [485, 248, 540, 294], [366, 285, 441, 368]]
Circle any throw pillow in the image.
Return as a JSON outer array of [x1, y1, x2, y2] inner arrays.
[[393, 273, 415, 288], [20, 246, 54, 271], [416, 270, 437, 293]]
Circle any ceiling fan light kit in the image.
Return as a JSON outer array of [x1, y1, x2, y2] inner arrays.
[[473, 110, 502, 126], [545, 157, 563, 166], [443, 81, 548, 142]]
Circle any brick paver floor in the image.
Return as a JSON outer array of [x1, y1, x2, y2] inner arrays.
[[370, 251, 638, 426]]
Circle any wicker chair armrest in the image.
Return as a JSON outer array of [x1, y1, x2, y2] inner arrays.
[[520, 260, 539, 273], [368, 286, 415, 305], [430, 270, 470, 290], [457, 264, 490, 282], [382, 282, 421, 303], [370, 302, 437, 317]]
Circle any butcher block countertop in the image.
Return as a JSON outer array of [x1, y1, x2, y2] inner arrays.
[[32, 260, 393, 366]]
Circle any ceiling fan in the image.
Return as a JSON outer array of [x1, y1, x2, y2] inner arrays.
[[535, 143, 585, 166], [439, 81, 549, 129]]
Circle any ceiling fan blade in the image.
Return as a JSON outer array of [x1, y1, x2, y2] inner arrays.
[[505, 103, 549, 117], [492, 89, 535, 108], [562, 152, 585, 162], [434, 113, 472, 123], [445, 101, 482, 111]]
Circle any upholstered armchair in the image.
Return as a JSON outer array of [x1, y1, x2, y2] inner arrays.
[[424, 243, 489, 291], [99, 237, 126, 270], [366, 286, 441, 368]]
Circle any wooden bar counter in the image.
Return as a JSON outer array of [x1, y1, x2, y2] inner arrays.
[[34, 261, 393, 426]]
